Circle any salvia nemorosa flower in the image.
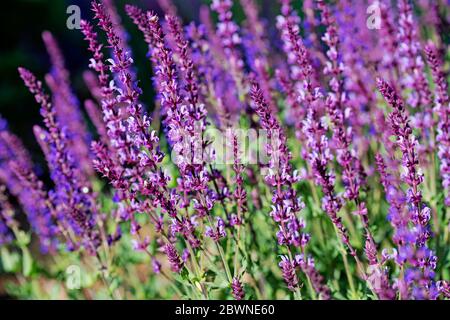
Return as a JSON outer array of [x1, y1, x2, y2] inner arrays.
[[205, 217, 226, 241], [82, 3, 176, 245], [424, 43, 450, 206], [251, 82, 324, 294], [156, 0, 178, 17], [42, 31, 93, 178], [11, 162, 62, 252], [101, 0, 135, 78], [231, 132, 247, 227], [437, 281, 450, 299], [0, 185, 16, 246], [231, 277, 245, 300], [152, 258, 162, 275], [377, 79, 431, 243], [280, 17, 354, 257], [364, 233, 396, 300], [377, 77, 437, 299], [164, 243, 184, 273], [375, 154, 408, 256], [279, 255, 299, 292], [165, 14, 212, 199], [302, 108, 353, 255], [276, 0, 311, 132], [397, 0, 435, 168], [240, 0, 270, 69], [82, 5, 180, 249], [19, 67, 99, 253], [211, 0, 245, 94], [251, 83, 308, 249], [3, 0, 450, 301], [317, 0, 376, 270], [294, 254, 331, 300], [379, 1, 400, 83], [0, 123, 59, 252], [397, 0, 432, 111], [136, 9, 212, 245]]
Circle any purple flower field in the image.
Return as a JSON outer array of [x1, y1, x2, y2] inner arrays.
[[0, 0, 449, 300]]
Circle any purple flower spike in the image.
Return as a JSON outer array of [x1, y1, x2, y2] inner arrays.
[[42, 31, 93, 178], [377, 77, 437, 299], [396, 0, 432, 110], [164, 243, 184, 273], [19, 67, 99, 253], [152, 258, 162, 274], [295, 255, 331, 300], [205, 217, 226, 242], [250, 83, 309, 249], [0, 185, 16, 246], [231, 277, 245, 300], [279, 256, 299, 292], [424, 43, 450, 206]]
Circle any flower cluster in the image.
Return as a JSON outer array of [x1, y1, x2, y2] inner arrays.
[[0, 0, 449, 301]]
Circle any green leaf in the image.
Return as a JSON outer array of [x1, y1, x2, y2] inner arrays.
[[238, 256, 248, 277], [1, 247, 20, 272], [210, 274, 230, 289], [22, 248, 33, 276], [15, 230, 31, 247], [180, 267, 189, 281]]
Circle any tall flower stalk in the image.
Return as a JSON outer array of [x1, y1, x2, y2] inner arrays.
[[377, 78, 438, 299], [19, 67, 99, 253]]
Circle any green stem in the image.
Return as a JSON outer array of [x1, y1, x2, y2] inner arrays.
[[334, 226, 357, 299], [186, 242, 208, 299], [161, 270, 185, 298], [205, 214, 233, 283], [233, 227, 241, 277], [341, 251, 357, 299], [293, 288, 302, 300], [444, 207, 450, 245], [301, 247, 317, 300], [217, 242, 233, 283]]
